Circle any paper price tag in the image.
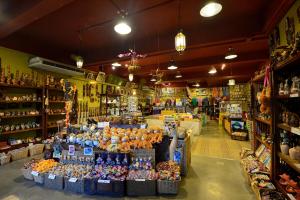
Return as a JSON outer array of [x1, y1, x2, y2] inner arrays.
[[31, 171, 39, 177], [290, 93, 299, 98], [69, 177, 77, 182], [140, 124, 146, 129], [135, 179, 146, 182], [97, 122, 110, 128], [48, 174, 56, 180], [98, 179, 110, 184]]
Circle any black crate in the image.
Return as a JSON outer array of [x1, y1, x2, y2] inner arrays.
[[126, 180, 156, 196], [44, 174, 64, 190], [83, 178, 97, 195], [96, 180, 125, 197], [64, 177, 84, 194]]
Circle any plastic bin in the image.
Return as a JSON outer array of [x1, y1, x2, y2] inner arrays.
[[96, 180, 125, 197], [64, 177, 84, 194], [157, 179, 180, 195], [44, 173, 64, 190], [126, 180, 156, 196], [83, 178, 97, 195]]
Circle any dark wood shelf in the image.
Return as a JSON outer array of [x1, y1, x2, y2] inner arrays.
[[0, 83, 43, 90], [47, 87, 64, 92], [274, 180, 295, 200], [252, 73, 265, 82], [1, 127, 42, 135], [275, 52, 300, 71], [255, 135, 272, 149], [0, 114, 42, 119], [277, 123, 300, 136], [278, 152, 300, 174], [0, 100, 42, 104], [255, 117, 272, 125], [47, 113, 66, 116], [47, 125, 58, 129], [48, 101, 66, 103], [0, 142, 42, 153], [276, 95, 300, 99]]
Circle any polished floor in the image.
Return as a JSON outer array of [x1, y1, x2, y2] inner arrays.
[[0, 120, 255, 200]]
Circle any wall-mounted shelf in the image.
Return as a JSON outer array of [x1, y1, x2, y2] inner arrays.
[[0, 114, 42, 119], [1, 127, 42, 135]]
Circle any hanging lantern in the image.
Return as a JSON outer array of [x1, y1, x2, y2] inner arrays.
[[175, 30, 186, 53], [228, 79, 235, 86], [129, 73, 133, 82]]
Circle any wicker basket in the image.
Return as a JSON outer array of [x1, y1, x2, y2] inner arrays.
[[29, 144, 45, 156], [96, 180, 125, 197], [0, 154, 11, 165], [33, 173, 45, 185], [44, 173, 64, 190], [21, 168, 33, 180], [126, 180, 156, 196], [157, 179, 180, 195], [64, 177, 84, 194], [10, 148, 28, 161]]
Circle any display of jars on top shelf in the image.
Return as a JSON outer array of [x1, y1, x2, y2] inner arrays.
[[278, 76, 300, 97]]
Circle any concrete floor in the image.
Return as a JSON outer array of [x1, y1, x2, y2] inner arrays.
[[0, 120, 255, 200]]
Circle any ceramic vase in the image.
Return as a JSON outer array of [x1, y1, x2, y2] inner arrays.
[[289, 146, 300, 161], [280, 144, 289, 155]]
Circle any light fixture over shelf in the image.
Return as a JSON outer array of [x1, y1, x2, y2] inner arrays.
[[228, 79, 236, 86], [114, 21, 131, 35], [208, 66, 217, 74], [200, 1, 222, 17], [168, 60, 178, 70], [150, 76, 157, 82], [129, 73, 133, 82], [193, 83, 200, 87], [175, 30, 186, 53], [221, 63, 226, 70], [175, 71, 182, 78], [225, 47, 238, 60], [112, 62, 121, 70], [76, 58, 83, 68]]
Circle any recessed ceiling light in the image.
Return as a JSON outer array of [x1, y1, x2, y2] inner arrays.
[[112, 66, 116, 70], [225, 48, 238, 60], [200, 2, 222, 17], [208, 66, 217, 74], [114, 21, 131, 35]]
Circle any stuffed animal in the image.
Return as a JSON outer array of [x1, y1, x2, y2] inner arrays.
[[106, 135, 120, 152], [120, 135, 131, 152], [99, 132, 111, 150], [140, 133, 152, 149]]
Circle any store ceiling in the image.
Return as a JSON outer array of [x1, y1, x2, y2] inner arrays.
[[0, 0, 294, 87]]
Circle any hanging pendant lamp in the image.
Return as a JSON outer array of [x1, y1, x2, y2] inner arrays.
[[175, 0, 186, 54]]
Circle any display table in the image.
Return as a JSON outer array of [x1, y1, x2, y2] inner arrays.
[[145, 114, 202, 136]]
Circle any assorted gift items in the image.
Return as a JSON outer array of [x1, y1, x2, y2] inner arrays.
[[278, 76, 300, 96], [32, 159, 58, 173], [66, 126, 163, 152], [49, 95, 65, 101], [280, 110, 300, 128], [0, 94, 41, 102], [48, 164, 94, 179], [278, 173, 300, 198], [156, 161, 180, 181], [127, 157, 157, 180], [0, 110, 40, 117], [48, 109, 65, 114], [1, 122, 40, 132]]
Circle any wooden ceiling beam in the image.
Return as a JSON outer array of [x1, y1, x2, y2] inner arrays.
[[0, 0, 76, 39]]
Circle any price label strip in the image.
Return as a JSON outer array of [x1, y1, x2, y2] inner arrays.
[[31, 171, 39, 177], [48, 174, 56, 180], [135, 179, 146, 182], [69, 177, 77, 182], [98, 179, 110, 184]]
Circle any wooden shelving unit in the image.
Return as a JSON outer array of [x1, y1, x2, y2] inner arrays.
[[271, 48, 300, 200], [255, 117, 272, 125], [255, 135, 272, 150]]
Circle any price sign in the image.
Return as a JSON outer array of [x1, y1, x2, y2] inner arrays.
[[31, 171, 39, 177], [140, 124, 146, 129], [290, 93, 299, 98], [83, 147, 93, 156], [48, 174, 56, 180], [97, 122, 110, 128], [68, 145, 75, 156], [98, 179, 110, 184], [135, 179, 146, 182], [69, 177, 77, 182]]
